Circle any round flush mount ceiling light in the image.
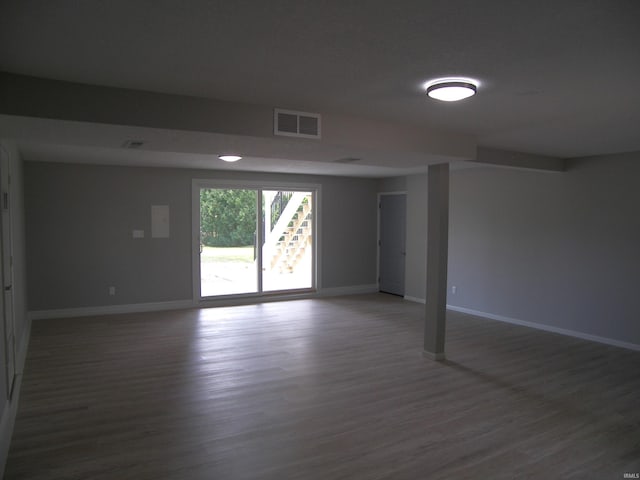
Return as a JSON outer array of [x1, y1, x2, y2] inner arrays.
[[424, 77, 479, 102], [218, 155, 242, 162]]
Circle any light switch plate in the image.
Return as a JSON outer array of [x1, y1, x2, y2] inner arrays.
[[132, 229, 145, 238]]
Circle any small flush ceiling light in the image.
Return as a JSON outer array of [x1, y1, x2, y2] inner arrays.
[[218, 155, 242, 162], [424, 77, 478, 102]]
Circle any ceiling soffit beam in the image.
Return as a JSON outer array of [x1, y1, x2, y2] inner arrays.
[[474, 147, 565, 172], [0, 71, 475, 166]]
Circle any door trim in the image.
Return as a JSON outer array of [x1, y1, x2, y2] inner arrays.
[[0, 146, 16, 399]]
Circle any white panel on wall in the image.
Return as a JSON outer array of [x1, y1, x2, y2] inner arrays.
[[151, 205, 170, 238]]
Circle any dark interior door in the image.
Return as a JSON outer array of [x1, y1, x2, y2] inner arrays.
[[379, 194, 406, 296]]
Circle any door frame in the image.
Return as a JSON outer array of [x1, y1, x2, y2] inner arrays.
[[191, 178, 321, 304], [377, 191, 407, 296], [0, 145, 16, 399]]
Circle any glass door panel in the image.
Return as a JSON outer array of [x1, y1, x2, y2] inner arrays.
[[199, 188, 258, 297], [262, 190, 313, 291]]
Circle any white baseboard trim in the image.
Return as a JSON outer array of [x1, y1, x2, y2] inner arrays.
[[29, 287, 382, 321], [29, 299, 195, 321], [404, 295, 426, 304], [447, 304, 640, 352], [319, 284, 379, 297]]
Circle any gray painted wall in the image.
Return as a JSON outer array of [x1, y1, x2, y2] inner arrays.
[[24, 162, 378, 311], [383, 153, 640, 346], [321, 176, 378, 289], [377, 176, 406, 193], [447, 153, 640, 345]]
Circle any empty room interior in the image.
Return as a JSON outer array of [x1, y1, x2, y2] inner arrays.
[[1, 1, 639, 478]]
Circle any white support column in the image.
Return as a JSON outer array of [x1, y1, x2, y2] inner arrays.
[[423, 163, 449, 361]]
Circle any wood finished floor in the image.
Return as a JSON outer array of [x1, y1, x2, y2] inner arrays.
[[5, 294, 640, 479]]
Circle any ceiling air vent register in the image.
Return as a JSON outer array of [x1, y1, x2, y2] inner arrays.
[[274, 108, 321, 139], [122, 140, 145, 149]]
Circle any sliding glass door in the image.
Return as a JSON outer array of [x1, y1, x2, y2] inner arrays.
[[262, 190, 313, 292], [199, 188, 258, 297], [195, 182, 316, 299]]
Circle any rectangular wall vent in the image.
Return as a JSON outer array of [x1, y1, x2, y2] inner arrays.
[[274, 108, 321, 139]]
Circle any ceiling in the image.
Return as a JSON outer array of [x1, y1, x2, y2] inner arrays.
[[1, 0, 639, 176]]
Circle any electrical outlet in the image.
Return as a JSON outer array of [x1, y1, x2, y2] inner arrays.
[[108, 286, 116, 296], [452, 285, 457, 294]]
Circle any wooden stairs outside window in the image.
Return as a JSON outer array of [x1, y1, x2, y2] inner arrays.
[[265, 193, 312, 274]]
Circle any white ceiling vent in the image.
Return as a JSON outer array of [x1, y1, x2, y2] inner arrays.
[[122, 140, 145, 149], [334, 157, 361, 164], [274, 108, 321, 139]]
